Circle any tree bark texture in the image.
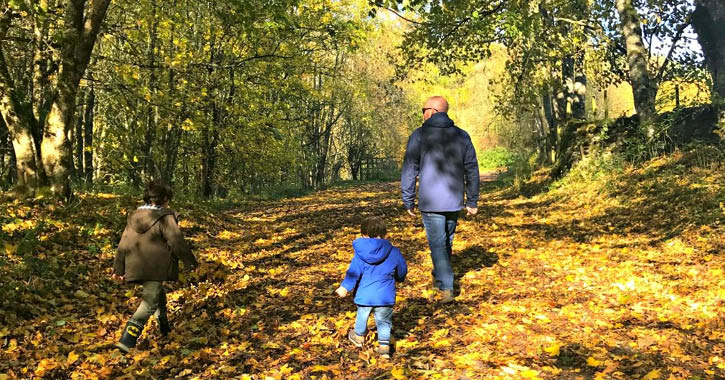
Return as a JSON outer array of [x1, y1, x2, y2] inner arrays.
[[615, 0, 657, 128], [75, 92, 85, 177], [692, 0, 725, 123], [201, 105, 220, 199], [40, 0, 111, 198], [83, 87, 94, 182]]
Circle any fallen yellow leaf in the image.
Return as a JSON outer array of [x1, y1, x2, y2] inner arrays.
[[642, 369, 660, 380], [434, 339, 451, 348], [391, 366, 406, 379], [67, 351, 79, 365], [544, 343, 560, 356], [587, 357, 602, 367], [310, 365, 331, 372]]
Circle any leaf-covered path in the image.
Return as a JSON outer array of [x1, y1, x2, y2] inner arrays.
[[1, 153, 724, 379]]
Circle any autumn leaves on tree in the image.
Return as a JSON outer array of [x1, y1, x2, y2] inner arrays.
[[0, 0, 723, 198]]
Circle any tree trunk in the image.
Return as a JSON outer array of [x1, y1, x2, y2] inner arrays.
[[615, 0, 657, 128], [0, 118, 5, 180], [162, 124, 182, 184], [6, 132, 14, 184], [536, 97, 552, 164], [161, 23, 178, 185], [83, 87, 94, 183], [315, 122, 332, 188], [201, 105, 219, 198], [141, 2, 159, 178], [0, 13, 41, 193], [74, 92, 85, 178], [0, 116, 9, 184], [42, 89, 76, 198], [692, 0, 725, 124], [201, 126, 218, 198], [0, 83, 42, 192], [8, 119, 41, 192], [541, 90, 557, 163], [572, 74, 587, 119], [40, 0, 111, 198]]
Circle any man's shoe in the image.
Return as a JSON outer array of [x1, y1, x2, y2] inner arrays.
[[441, 289, 455, 304], [115, 319, 144, 353], [348, 330, 365, 348], [378, 343, 391, 359]]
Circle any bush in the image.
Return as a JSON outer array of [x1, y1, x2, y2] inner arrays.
[[478, 147, 518, 170], [551, 152, 624, 194]]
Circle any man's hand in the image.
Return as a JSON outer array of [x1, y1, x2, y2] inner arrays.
[[466, 207, 478, 216], [111, 274, 124, 282], [406, 207, 417, 217], [335, 286, 348, 298]]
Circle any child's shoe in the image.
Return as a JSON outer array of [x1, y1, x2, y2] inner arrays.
[[157, 312, 171, 336], [440, 289, 455, 304], [115, 319, 144, 353], [377, 343, 391, 359], [348, 330, 364, 347]]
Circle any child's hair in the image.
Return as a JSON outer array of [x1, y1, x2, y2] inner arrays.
[[361, 217, 387, 238], [143, 179, 173, 205]]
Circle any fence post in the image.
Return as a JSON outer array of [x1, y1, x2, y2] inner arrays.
[[675, 84, 680, 109]]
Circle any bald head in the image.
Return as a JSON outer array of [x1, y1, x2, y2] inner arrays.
[[422, 96, 449, 121]]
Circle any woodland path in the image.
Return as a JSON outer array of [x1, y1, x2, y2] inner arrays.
[[1, 166, 722, 379]]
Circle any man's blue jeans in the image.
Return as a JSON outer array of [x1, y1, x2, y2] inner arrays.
[[354, 306, 393, 344], [421, 211, 459, 291]]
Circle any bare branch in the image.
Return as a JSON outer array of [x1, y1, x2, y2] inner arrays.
[[84, 0, 111, 40], [656, 13, 693, 83], [553, 17, 590, 27], [383, 7, 424, 25]]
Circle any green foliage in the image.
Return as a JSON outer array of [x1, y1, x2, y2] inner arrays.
[[551, 152, 625, 193], [477, 147, 517, 170], [361, 166, 400, 182], [1, 0, 713, 202], [75, 0, 418, 197], [620, 127, 671, 164]]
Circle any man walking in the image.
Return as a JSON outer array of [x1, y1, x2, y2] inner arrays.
[[401, 96, 480, 303]]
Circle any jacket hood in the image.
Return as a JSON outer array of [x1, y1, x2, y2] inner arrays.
[[128, 207, 174, 234], [423, 112, 454, 129], [353, 238, 393, 265]]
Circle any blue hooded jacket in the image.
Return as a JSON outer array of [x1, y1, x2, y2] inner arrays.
[[340, 238, 407, 307], [401, 112, 480, 212]]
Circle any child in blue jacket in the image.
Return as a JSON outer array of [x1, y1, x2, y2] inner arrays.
[[336, 217, 407, 358]]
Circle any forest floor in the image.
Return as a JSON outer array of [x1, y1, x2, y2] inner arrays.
[[1, 148, 724, 380]]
